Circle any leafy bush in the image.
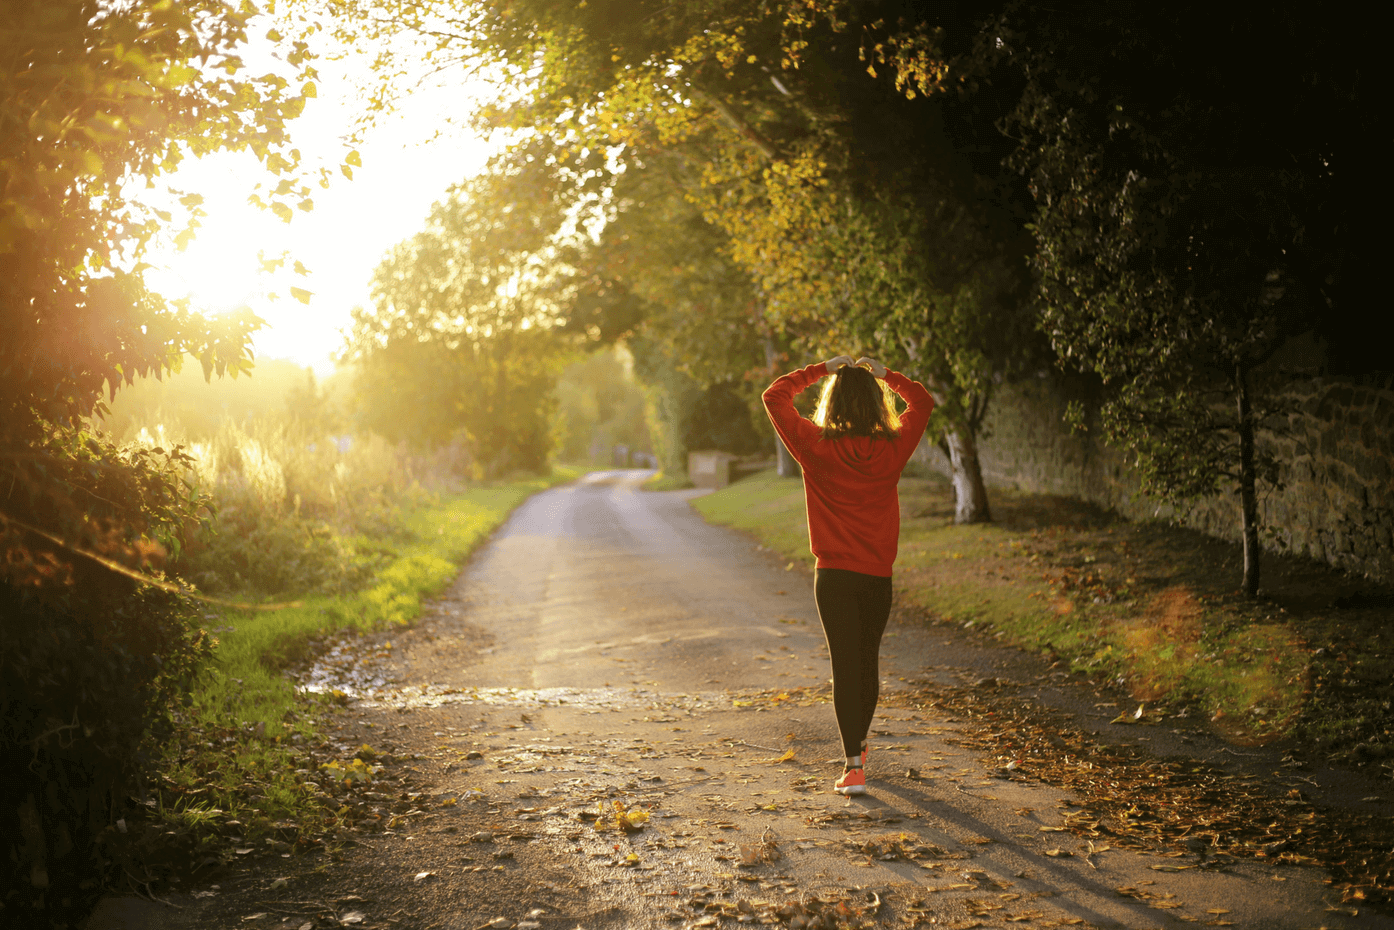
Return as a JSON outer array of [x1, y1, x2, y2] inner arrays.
[[1, 430, 211, 926], [144, 419, 415, 596]]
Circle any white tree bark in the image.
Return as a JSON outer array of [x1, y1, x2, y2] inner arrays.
[[945, 428, 992, 524]]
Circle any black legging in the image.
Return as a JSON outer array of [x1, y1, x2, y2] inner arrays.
[[813, 567, 893, 759]]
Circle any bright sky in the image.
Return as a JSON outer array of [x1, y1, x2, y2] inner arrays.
[[142, 26, 497, 376]]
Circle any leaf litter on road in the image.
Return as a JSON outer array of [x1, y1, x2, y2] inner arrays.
[[900, 678, 1394, 907]]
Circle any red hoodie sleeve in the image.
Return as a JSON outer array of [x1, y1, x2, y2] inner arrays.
[[761, 363, 827, 465], [883, 369, 934, 468]]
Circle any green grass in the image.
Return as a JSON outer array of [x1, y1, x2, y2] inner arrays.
[[693, 469, 1316, 743], [643, 470, 694, 491], [690, 471, 811, 561], [158, 467, 580, 835]]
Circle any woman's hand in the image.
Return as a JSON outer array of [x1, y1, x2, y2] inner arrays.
[[855, 357, 887, 378], [823, 355, 856, 374]]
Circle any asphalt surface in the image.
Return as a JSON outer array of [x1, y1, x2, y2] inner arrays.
[[87, 469, 1394, 930]]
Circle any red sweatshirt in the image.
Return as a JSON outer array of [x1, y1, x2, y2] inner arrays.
[[762, 364, 934, 577]]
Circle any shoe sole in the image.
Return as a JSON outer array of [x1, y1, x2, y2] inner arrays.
[[835, 784, 867, 796]]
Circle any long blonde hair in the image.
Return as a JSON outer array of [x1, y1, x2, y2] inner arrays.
[[812, 366, 901, 440]]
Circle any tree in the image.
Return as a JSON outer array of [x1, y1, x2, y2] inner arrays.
[[304, 0, 1040, 522], [553, 346, 651, 465], [574, 150, 785, 477], [341, 148, 582, 475], [1, 0, 321, 918], [958, 3, 1366, 595]]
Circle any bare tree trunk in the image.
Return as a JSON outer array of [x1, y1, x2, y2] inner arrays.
[[1237, 363, 1261, 597], [945, 428, 992, 524], [775, 434, 801, 478], [763, 335, 801, 478]]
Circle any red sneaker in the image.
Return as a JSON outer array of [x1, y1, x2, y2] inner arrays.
[[835, 765, 866, 796]]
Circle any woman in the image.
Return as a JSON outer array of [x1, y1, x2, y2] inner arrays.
[[762, 355, 933, 795]]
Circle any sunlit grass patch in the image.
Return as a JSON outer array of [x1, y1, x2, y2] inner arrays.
[[158, 467, 578, 838], [642, 470, 694, 491], [691, 469, 1317, 748], [690, 469, 813, 567]]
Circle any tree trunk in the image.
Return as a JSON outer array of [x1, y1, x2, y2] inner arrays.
[[763, 335, 801, 478], [1237, 363, 1261, 597], [945, 428, 991, 524], [775, 434, 801, 478]]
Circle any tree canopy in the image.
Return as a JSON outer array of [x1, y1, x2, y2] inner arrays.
[[313, 0, 1044, 520], [311, 0, 1378, 584], [342, 143, 595, 473], [2, 0, 323, 584], [950, 3, 1372, 594]]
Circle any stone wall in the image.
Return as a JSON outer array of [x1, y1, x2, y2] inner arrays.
[[915, 373, 1394, 583]]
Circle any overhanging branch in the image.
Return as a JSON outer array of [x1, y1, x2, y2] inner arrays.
[[689, 86, 781, 161]]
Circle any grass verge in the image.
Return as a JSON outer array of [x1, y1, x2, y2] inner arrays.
[[693, 468, 1394, 769], [642, 469, 694, 491], [153, 467, 580, 841]]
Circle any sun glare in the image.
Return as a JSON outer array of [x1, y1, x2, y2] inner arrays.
[[137, 22, 501, 375], [147, 186, 282, 317]]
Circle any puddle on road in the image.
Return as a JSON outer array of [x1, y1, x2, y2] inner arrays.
[[299, 642, 731, 714], [297, 638, 393, 696], [356, 683, 729, 713]]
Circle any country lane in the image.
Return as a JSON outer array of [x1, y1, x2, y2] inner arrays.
[[86, 470, 1394, 930]]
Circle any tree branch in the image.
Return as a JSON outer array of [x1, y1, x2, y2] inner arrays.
[[688, 86, 781, 161]]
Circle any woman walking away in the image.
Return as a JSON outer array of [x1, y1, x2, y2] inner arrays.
[[762, 356, 933, 795]]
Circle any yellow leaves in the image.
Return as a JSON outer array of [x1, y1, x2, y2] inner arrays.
[[1110, 704, 1147, 724], [75, 150, 105, 180], [345, 149, 362, 168], [593, 799, 648, 833], [319, 757, 378, 785]]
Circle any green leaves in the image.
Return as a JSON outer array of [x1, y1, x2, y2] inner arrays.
[[2, 0, 316, 436], [344, 157, 577, 472]]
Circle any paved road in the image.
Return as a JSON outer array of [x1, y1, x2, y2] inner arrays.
[[88, 470, 1393, 930]]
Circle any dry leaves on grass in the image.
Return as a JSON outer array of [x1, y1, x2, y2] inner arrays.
[[905, 679, 1394, 907]]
